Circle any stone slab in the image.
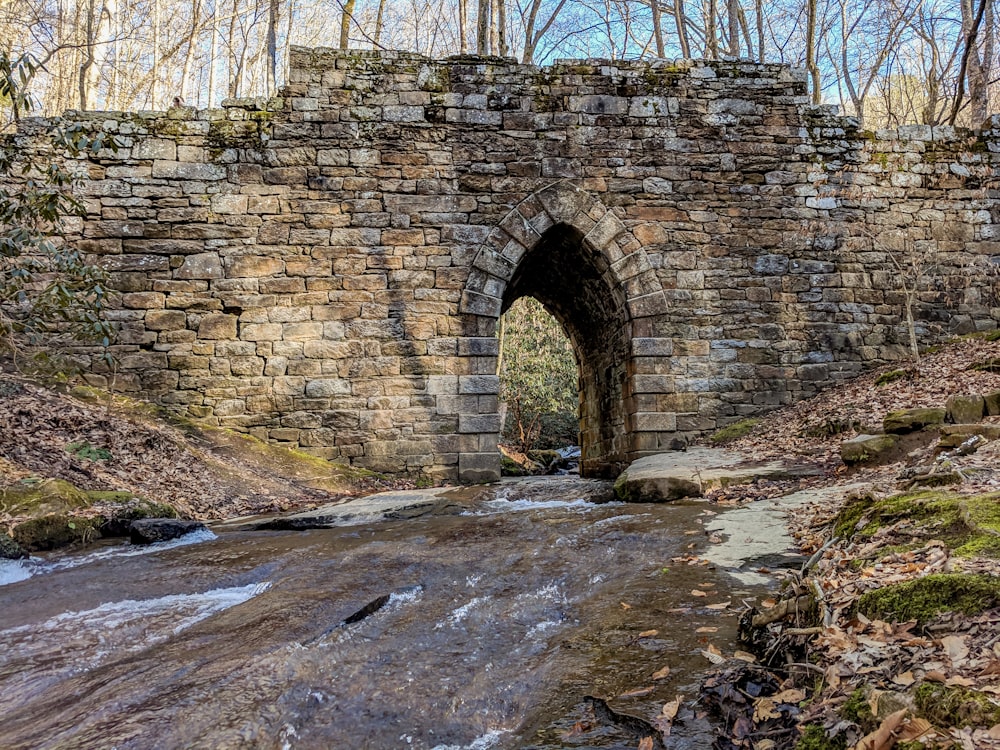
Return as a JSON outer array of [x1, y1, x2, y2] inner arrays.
[[701, 482, 868, 585], [613, 447, 821, 503]]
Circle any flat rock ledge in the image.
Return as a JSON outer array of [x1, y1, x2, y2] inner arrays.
[[129, 518, 207, 545], [613, 447, 822, 503]]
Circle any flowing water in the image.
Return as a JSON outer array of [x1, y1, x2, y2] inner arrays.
[[0, 478, 766, 750]]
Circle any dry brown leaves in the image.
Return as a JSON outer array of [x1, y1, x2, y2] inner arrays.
[[0, 372, 390, 522]]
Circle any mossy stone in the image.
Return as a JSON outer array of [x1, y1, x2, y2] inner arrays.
[[833, 490, 1000, 557], [915, 683, 1000, 727], [883, 408, 946, 434], [1, 479, 93, 516], [12, 514, 103, 552], [840, 433, 897, 465], [856, 573, 1000, 624], [946, 394, 986, 424], [0, 532, 28, 560]]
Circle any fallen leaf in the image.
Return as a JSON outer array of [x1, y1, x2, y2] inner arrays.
[[652, 665, 671, 680], [941, 634, 969, 663], [854, 708, 907, 750], [637, 737, 654, 750], [696, 626, 718, 633], [637, 629, 658, 638], [772, 689, 806, 703], [989, 724, 1000, 739], [925, 670, 947, 683], [705, 601, 731, 610], [733, 650, 757, 663], [897, 717, 933, 742], [753, 741, 776, 750], [660, 697, 681, 720], [753, 697, 781, 722], [691, 589, 708, 597], [701, 649, 726, 665], [946, 675, 976, 687], [892, 671, 915, 687], [620, 602, 632, 610]]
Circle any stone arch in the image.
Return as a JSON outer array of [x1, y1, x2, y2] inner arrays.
[[458, 182, 670, 480]]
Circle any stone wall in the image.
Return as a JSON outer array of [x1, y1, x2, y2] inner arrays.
[[9, 46, 1000, 481]]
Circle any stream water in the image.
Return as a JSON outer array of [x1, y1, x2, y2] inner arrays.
[[0, 478, 765, 750]]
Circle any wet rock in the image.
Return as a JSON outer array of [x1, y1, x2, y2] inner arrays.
[[12, 514, 103, 552], [883, 407, 946, 434], [129, 518, 206, 545], [840, 433, 898, 465], [946, 394, 986, 424], [0, 532, 28, 560]]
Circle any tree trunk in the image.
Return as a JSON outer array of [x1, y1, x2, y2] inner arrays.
[[675, 0, 691, 57], [755, 0, 763, 61], [804, 0, 821, 104], [151, 0, 160, 107], [727, 0, 739, 56], [651, 0, 665, 56], [458, 0, 467, 52], [950, 0, 989, 126], [340, 0, 356, 49], [266, 0, 278, 94], [208, 0, 219, 106], [477, 0, 490, 53], [497, 0, 507, 55], [180, 0, 202, 103], [705, 0, 718, 57]]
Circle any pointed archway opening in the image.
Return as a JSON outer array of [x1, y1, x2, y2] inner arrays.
[[500, 223, 632, 478]]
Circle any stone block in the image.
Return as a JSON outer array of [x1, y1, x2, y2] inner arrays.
[[198, 314, 238, 340], [175, 252, 224, 279], [459, 452, 501, 483], [458, 414, 501, 433], [946, 394, 986, 424], [883, 407, 946, 434], [840, 434, 897, 465]]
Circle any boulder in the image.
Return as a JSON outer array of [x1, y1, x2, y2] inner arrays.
[[883, 408, 946, 434], [129, 518, 206, 545], [946, 394, 986, 424], [840, 434, 898, 465], [0, 532, 27, 560]]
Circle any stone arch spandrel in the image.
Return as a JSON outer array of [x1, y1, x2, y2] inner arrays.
[[455, 182, 676, 481]]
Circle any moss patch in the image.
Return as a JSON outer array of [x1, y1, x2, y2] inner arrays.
[[1, 479, 93, 516], [856, 573, 1000, 624], [12, 514, 103, 552], [831, 490, 1000, 557], [915, 683, 1000, 727], [709, 418, 759, 444], [795, 724, 848, 750]]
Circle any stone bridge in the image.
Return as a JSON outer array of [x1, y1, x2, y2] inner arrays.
[[19, 46, 1000, 481]]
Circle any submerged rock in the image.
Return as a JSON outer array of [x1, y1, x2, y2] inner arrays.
[[129, 518, 206, 545]]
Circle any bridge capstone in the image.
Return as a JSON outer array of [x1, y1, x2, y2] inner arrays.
[[9, 47, 1000, 482]]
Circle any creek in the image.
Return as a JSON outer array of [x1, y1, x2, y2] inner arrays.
[[0, 477, 773, 749]]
